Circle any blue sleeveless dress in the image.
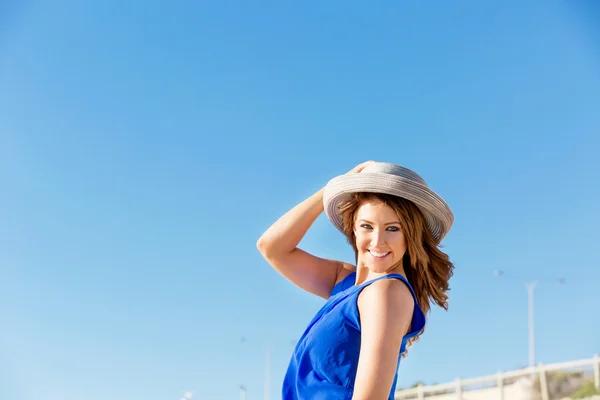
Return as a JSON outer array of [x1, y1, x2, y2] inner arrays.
[[282, 272, 426, 400]]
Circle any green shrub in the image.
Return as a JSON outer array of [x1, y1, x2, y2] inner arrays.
[[571, 380, 600, 399]]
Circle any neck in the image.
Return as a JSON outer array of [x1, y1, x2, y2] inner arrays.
[[354, 261, 406, 286]]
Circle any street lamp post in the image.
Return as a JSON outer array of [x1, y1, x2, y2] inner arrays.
[[240, 337, 297, 400], [265, 343, 271, 400], [526, 281, 536, 368], [493, 270, 564, 367]]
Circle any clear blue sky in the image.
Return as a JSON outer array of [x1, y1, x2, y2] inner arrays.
[[2, 1, 599, 399]]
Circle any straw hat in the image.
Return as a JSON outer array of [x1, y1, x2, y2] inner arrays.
[[323, 162, 454, 243]]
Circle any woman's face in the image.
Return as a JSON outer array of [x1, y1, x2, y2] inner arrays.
[[354, 199, 407, 273]]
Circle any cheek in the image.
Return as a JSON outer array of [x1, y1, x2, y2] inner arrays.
[[354, 234, 369, 250], [390, 234, 407, 253]]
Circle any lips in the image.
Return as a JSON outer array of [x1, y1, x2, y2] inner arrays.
[[369, 250, 390, 259]]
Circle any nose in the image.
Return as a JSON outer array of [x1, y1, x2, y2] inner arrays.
[[370, 229, 386, 247]]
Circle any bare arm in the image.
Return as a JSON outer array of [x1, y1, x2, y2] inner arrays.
[[352, 279, 414, 400], [256, 161, 373, 299], [257, 187, 350, 299]]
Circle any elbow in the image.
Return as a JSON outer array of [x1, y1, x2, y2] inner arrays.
[[257, 235, 288, 260], [256, 235, 272, 257]]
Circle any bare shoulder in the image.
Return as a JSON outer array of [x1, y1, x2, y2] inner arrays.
[[351, 277, 416, 398], [357, 278, 414, 331]]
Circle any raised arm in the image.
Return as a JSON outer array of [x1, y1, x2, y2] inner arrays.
[[256, 162, 373, 299]]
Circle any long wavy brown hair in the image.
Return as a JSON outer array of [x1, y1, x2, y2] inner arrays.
[[337, 192, 454, 353]]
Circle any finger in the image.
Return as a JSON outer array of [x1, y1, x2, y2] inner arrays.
[[358, 160, 375, 170]]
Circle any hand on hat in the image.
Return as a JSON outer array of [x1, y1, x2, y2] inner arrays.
[[346, 161, 375, 175]]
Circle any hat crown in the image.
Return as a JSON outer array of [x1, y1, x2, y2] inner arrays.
[[324, 162, 452, 243], [362, 162, 427, 186]]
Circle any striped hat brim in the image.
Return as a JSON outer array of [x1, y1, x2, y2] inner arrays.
[[323, 168, 453, 243]]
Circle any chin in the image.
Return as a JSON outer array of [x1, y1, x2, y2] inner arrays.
[[366, 263, 395, 274], [359, 252, 401, 274]]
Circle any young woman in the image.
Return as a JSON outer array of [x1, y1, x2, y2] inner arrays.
[[257, 161, 455, 400]]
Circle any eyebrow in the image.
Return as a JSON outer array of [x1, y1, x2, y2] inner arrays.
[[357, 219, 400, 225]]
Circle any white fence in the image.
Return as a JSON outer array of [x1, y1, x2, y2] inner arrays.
[[395, 354, 600, 400]]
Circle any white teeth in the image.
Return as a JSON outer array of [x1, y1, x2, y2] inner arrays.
[[370, 251, 389, 257]]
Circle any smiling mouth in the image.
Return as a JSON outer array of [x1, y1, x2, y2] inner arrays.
[[369, 250, 391, 259]]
